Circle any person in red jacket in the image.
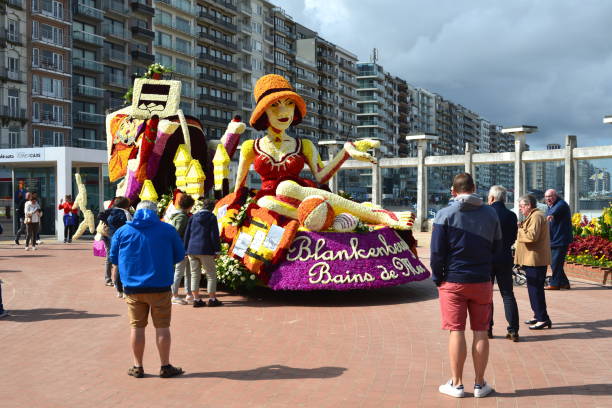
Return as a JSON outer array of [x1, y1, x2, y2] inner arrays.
[[58, 195, 79, 243]]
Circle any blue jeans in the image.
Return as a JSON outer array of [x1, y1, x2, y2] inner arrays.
[[550, 245, 570, 287], [524, 266, 550, 322], [491, 263, 520, 333]]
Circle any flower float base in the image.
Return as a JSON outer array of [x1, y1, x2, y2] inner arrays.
[[267, 227, 430, 291]]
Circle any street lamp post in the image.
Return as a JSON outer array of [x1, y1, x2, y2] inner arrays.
[[501, 125, 538, 211], [406, 133, 438, 231]]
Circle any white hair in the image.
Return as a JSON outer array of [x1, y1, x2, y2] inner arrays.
[[136, 200, 158, 212], [488, 185, 507, 203]]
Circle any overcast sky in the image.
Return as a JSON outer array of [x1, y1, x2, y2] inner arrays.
[[276, 0, 612, 151]]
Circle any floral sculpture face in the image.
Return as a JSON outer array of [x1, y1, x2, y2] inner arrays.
[[266, 98, 295, 132]]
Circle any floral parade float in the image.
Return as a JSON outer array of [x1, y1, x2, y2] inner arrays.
[[104, 66, 430, 291]]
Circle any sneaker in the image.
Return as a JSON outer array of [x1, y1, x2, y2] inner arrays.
[[32, 247, 38, 251], [474, 382, 493, 398], [207, 298, 223, 307], [185, 295, 195, 304], [0, 311, 9, 318], [172, 297, 187, 305], [25, 246, 30, 251], [37, 240, 43, 245], [14, 239, 19, 245], [116, 292, 124, 298], [193, 299, 206, 308], [439, 380, 464, 398], [105, 281, 114, 287]]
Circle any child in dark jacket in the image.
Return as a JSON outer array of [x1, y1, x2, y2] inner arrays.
[[170, 195, 195, 305], [104, 196, 131, 297], [184, 198, 222, 307]]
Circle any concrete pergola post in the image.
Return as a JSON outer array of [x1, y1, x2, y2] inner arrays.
[[501, 126, 538, 210], [56, 150, 72, 242], [564, 135, 577, 212], [371, 146, 382, 206], [464, 142, 474, 175], [406, 134, 438, 232], [318, 140, 343, 194]]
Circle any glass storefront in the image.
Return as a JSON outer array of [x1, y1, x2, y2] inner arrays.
[[13, 167, 57, 235]]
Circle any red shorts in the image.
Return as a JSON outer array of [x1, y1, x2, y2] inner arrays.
[[438, 281, 493, 331]]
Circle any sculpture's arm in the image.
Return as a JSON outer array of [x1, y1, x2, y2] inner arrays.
[[233, 139, 256, 192], [301, 139, 380, 185]]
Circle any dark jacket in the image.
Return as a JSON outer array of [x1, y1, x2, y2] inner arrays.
[[169, 211, 190, 240], [16, 199, 26, 219], [110, 209, 185, 294], [430, 194, 502, 285], [106, 208, 130, 237], [490, 201, 518, 265], [546, 198, 572, 247], [184, 210, 221, 255]]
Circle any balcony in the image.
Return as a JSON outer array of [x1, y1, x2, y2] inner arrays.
[[276, 41, 293, 53], [319, 65, 338, 77], [102, 24, 130, 40], [174, 67, 194, 77], [74, 111, 106, 125], [239, 23, 252, 34], [32, 33, 71, 49], [198, 94, 237, 109], [103, 74, 129, 88], [31, 7, 71, 24], [263, 15, 273, 26], [73, 3, 104, 20], [7, 0, 24, 9], [263, 52, 274, 63], [131, 49, 155, 64], [33, 58, 71, 75], [240, 41, 252, 52], [73, 57, 105, 72], [106, 96, 126, 111], [104, 47, 128, 63], [339, 60, 358, 74], [197, 53, 238, 70], [155, 0, 193, 13], [73, 137, 107, 150], [131, 25, 155, 40], [340, 87, 356, 99], [198, 11, 237, 32], [0, 106, 27, 122], [73, 30, 104, 47], [211, 0, 237, 12], [33, 114, 71, 127], [74, 84, 105, 98], [240, 100, 252, 110], [240, 4, 251, 14], [319, 79, 337, 90], [340, 102, 359, 113], [196, 73, 237, 90], [339, 75, 358, 87], [1, 31, 24, 46], [198, 31, 237, 51], [32, 87, 71, 102], [320, 123, 337, 132], [130, 0, 155, 16], [0, 67, 24, 82], [102, 0, 129, 14], [201, 114, 230, 125], [240, 61, 252, 71], [263, 33, 273, 44]]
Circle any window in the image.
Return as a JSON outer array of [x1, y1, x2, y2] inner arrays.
[[8, 89, 19, 116], [176, 38, 191, 55], [155, 31, 172, 48], [156, 53, 172, 68], [73, 47, 96, 60], [33, 129, 41, 146], [252, 40, 262, 52], [53, 131, 64, 146], [8, 19, 19, 42], [175, 17, 190, 33], [33, 102, 40, 121], [175, 58, 191, 76], [74, 21, 95, 33], [256, 5, 262, 15], [8, 129, 20, 148]]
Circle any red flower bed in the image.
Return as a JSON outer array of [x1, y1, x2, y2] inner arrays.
[[568, 235, 612, 259]]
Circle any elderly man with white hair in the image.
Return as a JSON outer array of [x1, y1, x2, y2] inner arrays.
[[544, 189, 573, 290], [110, 200, 186, 379], [487, 185, 520, 341]]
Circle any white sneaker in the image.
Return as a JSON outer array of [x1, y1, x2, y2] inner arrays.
[[37, 240, 43, 244], [439, 380, 465, 398], [25, 246, 30, 251], [474, 382, 493, 398], [33, 247, 38, 251], [116, 292, 124, 298], [185, 295, 194, 304], [172, 297, 187, 305]]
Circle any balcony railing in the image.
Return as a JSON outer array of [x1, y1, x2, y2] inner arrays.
[[240, 100, 253, 110], [197, 53, 238, 70], [240, 4, 251, 14], [31, 7, 71, 23], [240, 41, 252, 52], [73, 2, 104, 20], [198, 94, 237, 108], [0, 106, 27, 121], [33, 114, 71, 127], [130, 0, 155, 15], [263, 15, 273, 26], [131, 49, 155, 64], [196, 73, 237, 89], [240, 61, 252, 71], [201, 114, 230, 125], [74, 84, 105, 98], [104, 47, 128, 63], [32, 33, 70, 48], [73, 138, 107, 150], [75, 111, 106, 124], [102, 0, 129, 14], [239, 23, 251, 33], [198, 31, 236, 50], [7, 0, 24, 9], [32, 87, 71, 101], [211, 0, 237, 12], [1, 31, 24, 46], [197, 11, 237, 31], [73, 30, 104, 46], [155, 0, 193, 14], [104, 74, 129, 88], [0, 67, 24, 82], [73, 58, 105, 72], [131, 25, 155, 39], [33, 58, 71, 75], [102, 23, 129, 39]]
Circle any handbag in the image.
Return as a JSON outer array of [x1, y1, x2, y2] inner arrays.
[[93, 239, 107, 257], [96, 221, 110, 237], [24, 215, 32, 224]]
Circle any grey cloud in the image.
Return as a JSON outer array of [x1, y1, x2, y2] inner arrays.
[[279, 0, 612, 149]]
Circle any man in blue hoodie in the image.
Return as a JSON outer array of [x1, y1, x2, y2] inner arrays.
[[110, 200, 186, 379], [431, 173, 501, 399]]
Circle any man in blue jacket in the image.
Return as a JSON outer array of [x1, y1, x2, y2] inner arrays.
[[544, 189, 573, 290], [487, 185, 519, 341], [431, 173, 501, 399], [110, 200, 186, 379]]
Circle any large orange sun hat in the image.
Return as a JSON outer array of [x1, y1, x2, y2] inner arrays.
[[249, 74, 307, 128]]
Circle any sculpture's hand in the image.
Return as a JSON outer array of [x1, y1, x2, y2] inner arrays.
[[344, 139, 380, 164]]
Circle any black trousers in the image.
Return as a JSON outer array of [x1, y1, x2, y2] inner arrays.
[[491, 262, 520, 333], [524, 265, 550, 322], [550, 245, 570, 287]]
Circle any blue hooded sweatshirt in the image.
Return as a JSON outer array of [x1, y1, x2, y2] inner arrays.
[[110, 209, 185, 294], [430, 194, 502, 286]]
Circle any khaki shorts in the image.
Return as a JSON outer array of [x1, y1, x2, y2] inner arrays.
[[125, 291, 172, 328]]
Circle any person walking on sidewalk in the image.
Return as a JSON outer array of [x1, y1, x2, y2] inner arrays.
[[516, 194, 553, 330], [110, 200, 185, 379], [544, 189, 573, 290], [169, 194, 195, 305], [14, 192, 29, 245], [184, 198, 222, 308], [106, 197, 132, 297], [487, 185, 520, 342], [431, 173, 502, 399], [24, 195, 42, 251], [58, 195, 78, 243]]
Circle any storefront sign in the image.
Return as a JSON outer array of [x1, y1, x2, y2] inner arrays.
[[268, 227, 431, 290], [0, 149, 45, 162]]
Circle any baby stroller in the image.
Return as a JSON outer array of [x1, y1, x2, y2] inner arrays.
[[512, 264, 526, 286]]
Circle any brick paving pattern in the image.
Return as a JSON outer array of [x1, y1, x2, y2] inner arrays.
[[1, 232, 611, 407]]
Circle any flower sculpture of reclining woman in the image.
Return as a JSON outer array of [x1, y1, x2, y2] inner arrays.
[[234, 74, 414, 229]]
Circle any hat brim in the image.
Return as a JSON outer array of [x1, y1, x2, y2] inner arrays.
[[249, 91, 307, 128]]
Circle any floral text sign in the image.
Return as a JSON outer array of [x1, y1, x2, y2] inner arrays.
[[268, 227, 431, 290]]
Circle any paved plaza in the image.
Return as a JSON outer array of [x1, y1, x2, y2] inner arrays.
[[1, 232, 611, 408]]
